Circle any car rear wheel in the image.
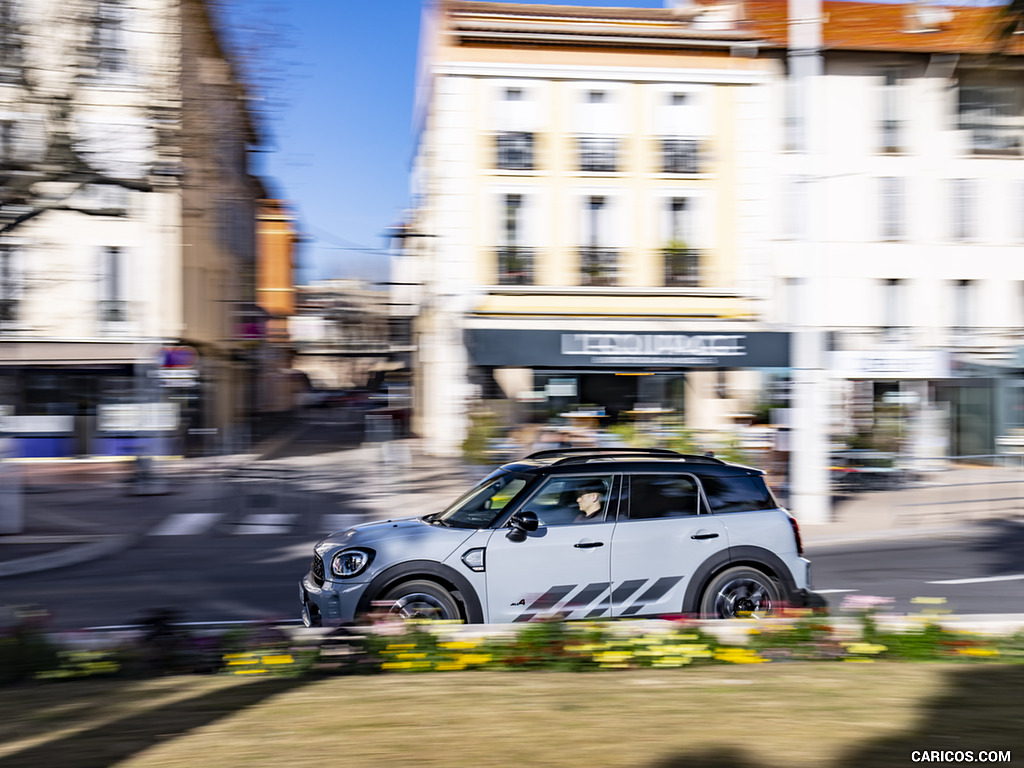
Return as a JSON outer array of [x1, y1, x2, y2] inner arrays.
[[699, 566, 780, 619], [381, 580, 463, 621]]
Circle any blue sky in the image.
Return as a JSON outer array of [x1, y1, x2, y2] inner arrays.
[[231, 1, 667, 285]]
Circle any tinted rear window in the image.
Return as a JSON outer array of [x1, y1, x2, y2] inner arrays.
[[701, 475, 776, 513]]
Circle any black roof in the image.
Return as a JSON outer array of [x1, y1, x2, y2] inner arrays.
[[499, 447, 763, 477]]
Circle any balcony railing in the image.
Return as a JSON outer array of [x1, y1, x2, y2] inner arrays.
[[496, 132, 534, 170], [496, 246, 534, 285], [578, 246, 619, 287], [660, 137, 704, 174], [578, 136, 618, 172], [99, 299, 128, 323], [663, 247, 700, 287]]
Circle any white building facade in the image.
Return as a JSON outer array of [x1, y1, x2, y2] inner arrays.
[[0, 0, 259, 458], [757, 0, 1024, 471]]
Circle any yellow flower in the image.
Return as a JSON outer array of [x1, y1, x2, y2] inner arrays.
[[714, 648, 767, 664], [958, 647, 999, 657], [261, 655, 295, 665], [843, 643, 888, 655], [594, 651, 633, 664], [456, 654, 493, 666], [434, 661, 467, 671]]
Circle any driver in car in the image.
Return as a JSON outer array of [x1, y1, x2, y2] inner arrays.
[[574, 480, 606, 523]]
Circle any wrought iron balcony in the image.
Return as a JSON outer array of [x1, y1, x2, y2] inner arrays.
[[496, 246, 534, 285], [660, 137, 703, 174], [578, 246, 619, 287], [99, 299, 127, 323], [663, 247, 700, 287], [577, 136, 618, 172], [496, 132, 534, 170]]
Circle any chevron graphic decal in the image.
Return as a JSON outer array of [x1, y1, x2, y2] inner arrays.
[[511, 577, 686, 622]]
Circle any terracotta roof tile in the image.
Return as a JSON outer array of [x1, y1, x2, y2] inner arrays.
[[744, 0, 1024, 54]]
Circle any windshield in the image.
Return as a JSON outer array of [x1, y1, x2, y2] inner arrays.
[[431, 471, 531, 529]]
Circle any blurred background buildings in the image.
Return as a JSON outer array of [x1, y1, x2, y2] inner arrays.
[[0, 0, 266, 458], [3, 0, 1024, 526], [399, 0, 1024, 523]]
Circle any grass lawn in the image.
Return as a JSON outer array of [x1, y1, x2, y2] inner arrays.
[[0, 663, 1021, 767]]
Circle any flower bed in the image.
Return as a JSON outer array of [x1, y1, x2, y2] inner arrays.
[[3, 600, 1024, 685]]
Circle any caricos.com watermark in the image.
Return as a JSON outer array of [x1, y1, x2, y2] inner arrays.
[[911, 751, 1012, 763]]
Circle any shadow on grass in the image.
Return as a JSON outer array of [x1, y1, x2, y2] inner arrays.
[[647, 665, 1024, 768], [0, 676, 307, 768]]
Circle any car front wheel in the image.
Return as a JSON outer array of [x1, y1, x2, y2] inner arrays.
[[381, 580, 463, 621], [699, 566, 780, 619]]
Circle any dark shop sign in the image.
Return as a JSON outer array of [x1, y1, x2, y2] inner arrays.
[[466, 329, 790, 368]]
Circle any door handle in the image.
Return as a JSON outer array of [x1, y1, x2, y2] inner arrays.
[[690, 532, 720, 540], [574, 541, 604, 549]]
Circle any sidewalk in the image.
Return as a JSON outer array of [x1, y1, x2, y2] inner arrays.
[[1, 442, 1021, 578]]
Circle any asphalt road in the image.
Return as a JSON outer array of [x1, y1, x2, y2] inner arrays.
[[6, 512, 1024, 631], [805, 517, 1024, 616]]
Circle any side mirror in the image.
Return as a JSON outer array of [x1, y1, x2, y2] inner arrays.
[[506, 510, 539, 542]]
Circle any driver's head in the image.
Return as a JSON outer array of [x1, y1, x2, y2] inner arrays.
[[575, 480, 606, 515]]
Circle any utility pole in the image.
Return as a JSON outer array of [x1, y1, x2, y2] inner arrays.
[[787, 0, 832, 524]]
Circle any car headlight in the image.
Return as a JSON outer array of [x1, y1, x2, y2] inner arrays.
[[331, 548, 374, 578]]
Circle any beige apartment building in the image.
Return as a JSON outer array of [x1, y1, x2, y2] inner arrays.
[[405, 0, 787, 457]]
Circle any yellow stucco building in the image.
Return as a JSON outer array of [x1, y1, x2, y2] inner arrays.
[[405, 1, 788, 455]]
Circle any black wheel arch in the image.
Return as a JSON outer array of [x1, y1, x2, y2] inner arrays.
[[356, 560, 485, 623], [683, 546, 801, 614]]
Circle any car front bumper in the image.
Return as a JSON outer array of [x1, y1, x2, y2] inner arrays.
[[300, 572, 368, 627]]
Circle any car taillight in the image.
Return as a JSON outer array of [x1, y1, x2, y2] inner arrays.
[[788, 514, 804, 556]]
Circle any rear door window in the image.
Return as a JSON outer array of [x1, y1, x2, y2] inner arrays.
[[701, 475, 776, 513], [623, 475, 699, 520]]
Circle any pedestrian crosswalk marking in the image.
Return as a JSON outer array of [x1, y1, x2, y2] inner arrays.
[[151, 513, 221, 536], [236, 513, 297, 534]]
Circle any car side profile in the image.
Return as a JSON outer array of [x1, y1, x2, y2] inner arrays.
[[299, 447, 820, 626]]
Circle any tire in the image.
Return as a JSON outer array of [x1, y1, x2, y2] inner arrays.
[[699, 566, 781, 619], [380, 580, 463, 621]]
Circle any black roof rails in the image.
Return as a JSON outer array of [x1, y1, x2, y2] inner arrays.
[[551, 453, 726, 466], [525, 447, 680, 461], [522, 447, 726, 465]]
